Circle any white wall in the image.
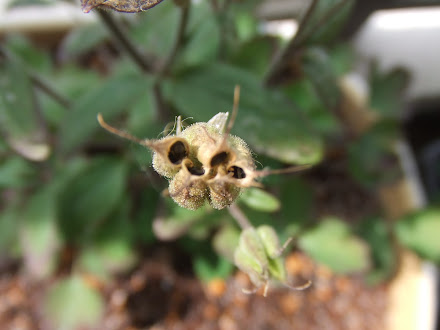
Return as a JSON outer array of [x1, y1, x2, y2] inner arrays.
[[354, 7, 440, 100]]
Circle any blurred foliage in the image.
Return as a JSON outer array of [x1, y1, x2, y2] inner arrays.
[[298, 217, 370, 274], [395, 207, 440, 263], [0, 0, 437, 328]]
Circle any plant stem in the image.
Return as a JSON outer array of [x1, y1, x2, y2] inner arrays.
[[263, 0, 318, 86], [264, 0, 350, 86], [97, 10, 155, 74], [228, 204, 252, 229], [158, 4, 190, 77], [30, 73, 72, 109], [152, 82, 170, 123], [0, 45, 72, 109]]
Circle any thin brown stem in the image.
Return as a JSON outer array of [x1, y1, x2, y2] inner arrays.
[[228, 204, 252, 229], [0, 45, 72, 109], [263, 0, 318, 86], [152, 82, 170, 123], [264, 0, 350, 86], [158, 4, 190, 77], [30, 74, 72, 109], [97, 10, 155, 74]]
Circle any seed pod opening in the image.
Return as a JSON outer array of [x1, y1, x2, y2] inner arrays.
[[228, 165, 246, 179], [210, 151, 230, 167], [151, 137, 189, 178], [168, 140, 188, 165]]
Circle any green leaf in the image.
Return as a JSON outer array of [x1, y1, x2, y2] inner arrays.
[[61, 23, 108, 59], [278, 177, 314, 237], [356, 217, 396, 284], [297, 0, 355, 45], [0, 204, 21, 257], [284, 79, 341, 137], [3, 35, 52, 73], [78, 238, 136, 281], [77, 197, 137, 279], [56, 156, 128, 243], [299, 217, 370, 273], [165, 63, 323, 165], [230, 37, 275, 77], [369, 64, 410, 118], [130, 0, 180, 55], [0, 56, 49, 161], [153, 200, 209, 240], [132, 188, 159, 244], [239, 187, 280, 213], [328, 43, 355, 76], [301, 46, 341, 111], [58, 73, 151, 154], [44, 275, 104, 330], [39, 65, 101, 126], [0, 156, 36, 188], [212, 224, 240, 262], [395, 208, 440, 263], [194, 254, 233, 282], [179, 8, 220, 68], [348, 121, 401, 188], [235, 12, 258, 42], [7, 0, 54, 9], [20, 188, 60, 279]]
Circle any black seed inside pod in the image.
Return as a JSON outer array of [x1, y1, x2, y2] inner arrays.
[[210, 152, 229, 167], [229, 166, 246, 179], [168, 141, 188, 164], [188, 166, 205, 176]]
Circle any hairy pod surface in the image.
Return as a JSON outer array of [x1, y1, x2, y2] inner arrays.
[[98, 84, 309, 211], [98, 111, 257, 210]]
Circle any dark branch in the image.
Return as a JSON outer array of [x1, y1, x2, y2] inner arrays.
[[158, 3, 190, 77], [264, 0, 350, 86], [97, 10, 155, 74], [0, 45, 72, 109]]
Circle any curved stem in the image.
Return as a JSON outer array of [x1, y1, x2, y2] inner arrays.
[[228, 203, 252, 229], [158, 4, 190, 77], [0, 46, 72, 109], [97, 10, 155, 74]]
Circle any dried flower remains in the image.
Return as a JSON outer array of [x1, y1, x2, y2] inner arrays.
[[98, 86, 309, 210], [81, 0, 164, 13]]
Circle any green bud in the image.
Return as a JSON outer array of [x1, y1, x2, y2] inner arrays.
[[257, 225, 282, 259], [234, 226, 288, 296]]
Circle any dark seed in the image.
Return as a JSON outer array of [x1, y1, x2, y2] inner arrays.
[[210, 152, 229, 167], [168, 141, 187, 164], [188, 166, 205, 176], [229, 166, 246, 179]]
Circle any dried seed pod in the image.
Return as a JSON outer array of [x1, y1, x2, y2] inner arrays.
[[168, 160, 208, 210], [151, 137, 190, 178], [97, 85, 311, 212], [97, 114, 191, 179], [81, 0, 165, 13], [207, 176, 241, 210]]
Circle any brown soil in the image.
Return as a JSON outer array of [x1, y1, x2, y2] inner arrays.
[[0, 246, 388, 330]]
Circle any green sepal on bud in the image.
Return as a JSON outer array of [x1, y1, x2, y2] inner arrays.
[[234, 225, 311, 296]]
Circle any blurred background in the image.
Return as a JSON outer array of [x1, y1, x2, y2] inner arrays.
[[0, 0, 439, 329]]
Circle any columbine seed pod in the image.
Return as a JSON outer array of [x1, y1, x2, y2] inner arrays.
[[207, 176, 242, 210], [97, 86, 310, 211], [168, 159, 208, 210], [151, 137, 190, 179]]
